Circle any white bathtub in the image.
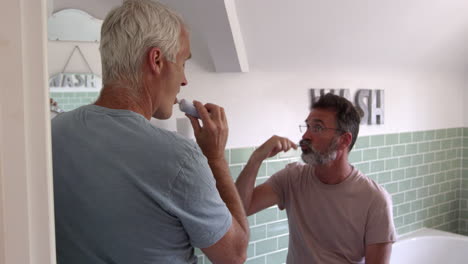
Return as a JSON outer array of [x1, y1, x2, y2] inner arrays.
[[390, 228, 468, 264]]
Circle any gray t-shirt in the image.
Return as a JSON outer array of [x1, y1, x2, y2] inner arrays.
[[267, 162, 396, 264], [52, 105, 231, 264]]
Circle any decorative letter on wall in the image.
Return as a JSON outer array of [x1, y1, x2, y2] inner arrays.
[[310, 88, 385, 125]]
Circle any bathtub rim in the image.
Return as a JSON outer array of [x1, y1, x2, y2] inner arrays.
[[395, 228, 468, 243]]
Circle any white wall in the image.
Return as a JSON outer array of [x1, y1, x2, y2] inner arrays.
[[47, 43, 466, 148]]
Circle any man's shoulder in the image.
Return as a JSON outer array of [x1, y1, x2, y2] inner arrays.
[[353, 170, 391, 201]]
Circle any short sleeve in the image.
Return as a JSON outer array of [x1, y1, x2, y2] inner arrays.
[[266, 164, 296, 210], [168, 150, 232, 248], [365, 189, 397, 245]]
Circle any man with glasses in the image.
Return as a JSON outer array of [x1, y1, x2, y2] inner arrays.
[[236, 93, 395, 263]]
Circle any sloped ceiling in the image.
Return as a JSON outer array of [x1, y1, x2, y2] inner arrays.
[[52, 0, 468, 72]]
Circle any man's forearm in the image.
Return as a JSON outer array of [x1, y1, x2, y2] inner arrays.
[[208, 158, 249, 234], [235, 155, 262, 214]]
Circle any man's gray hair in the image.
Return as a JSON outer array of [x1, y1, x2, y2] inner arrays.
[[100, 0, 184, 90]]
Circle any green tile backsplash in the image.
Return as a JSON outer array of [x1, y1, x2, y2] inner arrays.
[[50, 92, 99, 111], [198, 127, 467, 264], [51, 92, 467, 262]]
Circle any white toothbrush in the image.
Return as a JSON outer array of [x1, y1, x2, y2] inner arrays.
[[178, 99, 200, 119]]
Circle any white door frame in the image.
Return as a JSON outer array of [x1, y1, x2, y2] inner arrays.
[[0, 0, 56, 263]]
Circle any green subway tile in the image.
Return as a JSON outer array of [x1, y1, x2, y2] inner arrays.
[[371, 160, 385, 173], [256, 207, 278, 225], [446, 128, 458, 138], [405, 167, 417, 179], [446, 149, 457, 160], [452, 138, 462, 148], [367, 173, 378, 182], [406, 143, 418, 155], [267, 160, 289, 176], [439, 203, 450, 214], [398, 203, 411, 215], [378, 147, 392, 159], [224, 149, 230, 163], [370, 135, 385, 147], [384, 183, 398, 194], [385, 158, 399, 170], [355, 162, 370, 174], [248, 215, 255, 226], [255, 237, 277, 255], [417, 185, 429, 199], [399, 156, 412, 168], [394, 216, 404, 227], [267, 220, 289, 237], [355, 137, 370, 149], [378, 172, 392, 184], [412, 177, 424, 190], [399, 132, 413, 144], [458, 128, 464, 137], [404, 213, 416, 225], [418, 142, 430, 153], [425, 130, 436, 141], [278, 209, 287, 220], [391, 169, 405, 181], [349, 150, 362, 163], [441, 139, 452, 150], [423, 153, 435, 164], [278, 235, 289, 249], [363, 149, 378, 161], [440, 182, 451, 192], [423, 197, 434, 207], [392, 145, 406, 157], [429, 185, 440, 196], [434, 151, 446, 161], [412, 154, 424, 166], [229, 165, 243, 179], [416, 210, 428, 221], [266, 250, 288, 264], [250, 225, 266, 241], [230, 147, 255, 164], [385, 134, 399, 145], [393, 193, 405, 205], [245, 256, 265, 264], [436, 129, 447, 139], [255, 178, 268, 186], [464, 127, 468, 137], [423, 175, 435, 186], [247, 243, 255, 258], [194, 247, 203, 256], [429, 163, 441, 174], [257, 163, 268, 177], [399, 180, 412, 192], [464, 138, 468, 148], [435, 172, 446, 183], [430, 141, 441, 151], [412, 200, 423, 211], [413, 131, 425, 142]]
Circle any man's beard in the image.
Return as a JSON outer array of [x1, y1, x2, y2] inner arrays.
[[300, 137, 339, 166]]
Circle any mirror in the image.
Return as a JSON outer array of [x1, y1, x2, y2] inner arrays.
[[48, 9, 102, 42], [48, 9, 103, 113]]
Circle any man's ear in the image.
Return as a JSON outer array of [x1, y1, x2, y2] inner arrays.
[[339, 132, 353, 151], [147, 47, 163, 75]]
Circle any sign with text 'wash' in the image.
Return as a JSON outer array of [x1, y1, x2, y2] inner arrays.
[[49, 73, 102, 92], [310, 89, 384, 125]]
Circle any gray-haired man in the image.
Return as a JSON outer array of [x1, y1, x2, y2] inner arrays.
[[52, 1, 248, 263]]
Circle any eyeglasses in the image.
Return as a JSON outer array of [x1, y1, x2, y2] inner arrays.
[[299, 123, 345, 134]]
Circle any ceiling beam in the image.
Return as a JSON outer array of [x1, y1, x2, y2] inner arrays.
[[162, 0, 249, 72]]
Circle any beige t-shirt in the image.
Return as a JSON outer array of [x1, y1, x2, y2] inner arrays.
[[267, 162, 396, 264]]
